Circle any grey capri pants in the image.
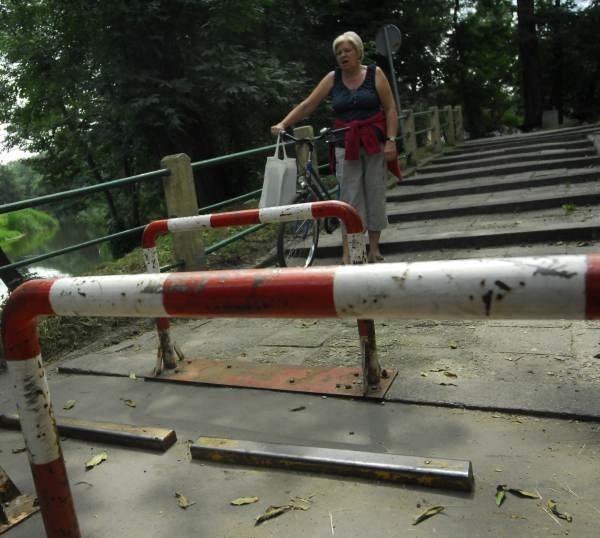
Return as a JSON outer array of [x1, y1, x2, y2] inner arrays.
[[335, 145, 389, 232]]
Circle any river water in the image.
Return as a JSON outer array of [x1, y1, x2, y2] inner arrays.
[[1, 218, 112, 301]]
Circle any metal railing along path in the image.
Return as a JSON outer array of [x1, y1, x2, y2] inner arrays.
[[3, 254, 600, 536], [141, 200, 367, 372]]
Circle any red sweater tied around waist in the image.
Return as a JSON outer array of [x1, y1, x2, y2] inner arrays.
[[329, 111, 402, 181]]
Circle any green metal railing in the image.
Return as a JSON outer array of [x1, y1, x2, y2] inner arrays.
[[0, 141, 286, 277]]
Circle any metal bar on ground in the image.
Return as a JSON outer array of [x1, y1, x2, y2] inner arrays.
[[0, 413, 177, 452], [190, 436, 474, 492]]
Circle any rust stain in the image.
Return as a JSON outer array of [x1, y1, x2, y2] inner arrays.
[[482, 290, 493, 316], [494, 280, 511, 292]]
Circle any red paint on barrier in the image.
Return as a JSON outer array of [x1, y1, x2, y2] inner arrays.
[[142, 219, 169, 248], [310, 201, 364, 234], [210, 209, 260, 228], [32, 458, 81, 537], [1, 279, 55, 361], [163, 268, 337, 318], [585, 254, 600, 319]]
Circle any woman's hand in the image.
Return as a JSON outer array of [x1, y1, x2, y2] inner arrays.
[[270, 122, 286, 136], [384, 139, 397, 161]]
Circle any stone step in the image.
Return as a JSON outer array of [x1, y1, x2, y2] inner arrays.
[[433, 138, 593, 164], [420, 147, 596, 174], [388, 167, 600, 203], [451, 124, 600, 153], [386, 179, 600, 221], [407, 155, 600, 184]]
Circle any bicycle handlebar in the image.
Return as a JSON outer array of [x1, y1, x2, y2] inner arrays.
[[280, 126, 348, 144]]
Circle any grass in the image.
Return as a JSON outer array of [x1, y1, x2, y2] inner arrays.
[[0, 208, 59, 246]]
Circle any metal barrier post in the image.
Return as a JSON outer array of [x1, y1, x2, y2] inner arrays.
[[4, 254, 600, 531], [142, 201, 367, 373]]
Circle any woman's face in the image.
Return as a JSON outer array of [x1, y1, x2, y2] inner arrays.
[[335, 41, 359, 70]]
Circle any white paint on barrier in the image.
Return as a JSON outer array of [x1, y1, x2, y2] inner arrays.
[[167, 214, 212, 232], [8, 356, 60, 464], [143, 247, 161, 273], [259, 203, 312, 223], [333, 256, 587, 319], [49, 274, 169, 317]]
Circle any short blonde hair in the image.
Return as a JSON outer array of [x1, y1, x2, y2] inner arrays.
[[332, 31, 364, 61]]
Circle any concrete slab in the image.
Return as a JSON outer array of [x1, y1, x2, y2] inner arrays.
[[2, 372, 600, 537]]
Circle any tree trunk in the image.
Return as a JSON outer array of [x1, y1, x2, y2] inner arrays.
[[517, 0, 543, 130], [549, 0, 564, 124]]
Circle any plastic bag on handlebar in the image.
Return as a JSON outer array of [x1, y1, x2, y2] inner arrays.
[[259, 132, 297, 208]]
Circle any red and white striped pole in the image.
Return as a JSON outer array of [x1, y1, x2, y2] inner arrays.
[[141, 201, 367, 372], [5, 254, 600, 534], [2, 280, 80, 538]]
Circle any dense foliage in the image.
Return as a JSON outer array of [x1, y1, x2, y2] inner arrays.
[[0, 0, 599, 250]]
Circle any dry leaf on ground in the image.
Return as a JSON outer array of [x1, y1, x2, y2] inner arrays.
[[231, 496, 259, 506], [413, 505, 445, 525], [85, 451, 107, 470], [63, 399, 76, 410], [547, 499, 573, 522], [175, 491, 196, 509], [255, 505, 294, 525]]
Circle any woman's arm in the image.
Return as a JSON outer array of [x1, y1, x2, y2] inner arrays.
[[375, 66, 398, 162], [271, 71, 335, 135]]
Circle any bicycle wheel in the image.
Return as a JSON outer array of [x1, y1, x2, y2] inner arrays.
[[276, 197, 320, 268]]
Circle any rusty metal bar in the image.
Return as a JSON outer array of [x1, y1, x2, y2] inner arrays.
[[190, 436, 474, 491], [0, 413, 177, 452]]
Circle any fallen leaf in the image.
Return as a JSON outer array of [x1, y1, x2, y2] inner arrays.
[[255, 505, 293, 525], [11, 447, 26, 454], [231, 496, 259, 506], [129, 373, 137, 380], [547, 499, 573, 522], [175, 491, 195, 509], [413, 505, 445, 525], [443, 371, 458, 378], [420, 372, 428, 377], [507, 488, 540, 499], [439, 382, 457, 386], [63, 399, 76, 410], [289, 406, 306, 412], [122, 398, 136, 408], [496, 485, 507, 507], [85, 451, 107, 470]]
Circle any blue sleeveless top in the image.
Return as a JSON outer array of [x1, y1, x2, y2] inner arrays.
[[330, 64, 384, 145]]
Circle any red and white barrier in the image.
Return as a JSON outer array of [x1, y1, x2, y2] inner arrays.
[[4, 254, 600, 536], [141, 201, 367, 372]]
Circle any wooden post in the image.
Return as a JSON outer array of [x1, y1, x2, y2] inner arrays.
[[429, 106, 442, 153], [443, 105, 456, 146], [293, 125, 316, 175], [160, 153, 205, 270], [453, 105, 464, 143], [402, 109, 418, 166]]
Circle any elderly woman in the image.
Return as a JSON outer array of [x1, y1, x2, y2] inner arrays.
[[271, 31, 399, 263]]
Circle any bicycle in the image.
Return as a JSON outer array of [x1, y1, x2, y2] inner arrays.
[[276, 127, 346, 267]]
